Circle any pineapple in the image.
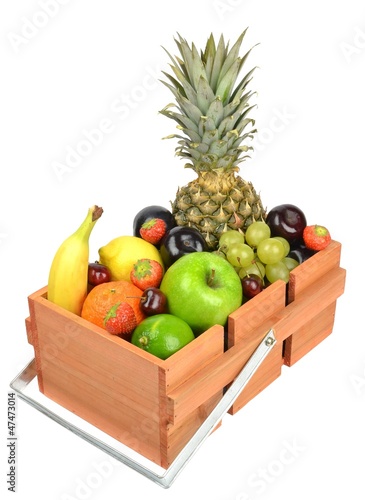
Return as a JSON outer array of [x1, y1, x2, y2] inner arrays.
[[160, 30, 266, 250]]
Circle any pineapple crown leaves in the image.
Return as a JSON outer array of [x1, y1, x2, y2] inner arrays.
[[159, 30, 259, 172]]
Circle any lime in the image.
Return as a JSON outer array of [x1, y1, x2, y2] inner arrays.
[[131, 314, 195, 360]]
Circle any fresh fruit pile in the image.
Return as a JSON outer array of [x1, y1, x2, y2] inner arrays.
[[215, 203, 321, 300], [46, 200, 332, 359], [45, 31, 333, 360]]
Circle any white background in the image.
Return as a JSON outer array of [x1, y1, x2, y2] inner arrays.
[[1, 0, 364, 498]]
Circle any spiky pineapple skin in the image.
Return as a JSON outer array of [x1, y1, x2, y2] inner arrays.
[[172, 170, 266, 249], [160, 30, 266, 249]]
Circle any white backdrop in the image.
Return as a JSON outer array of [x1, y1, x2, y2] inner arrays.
[[1, 1, 363, 498]]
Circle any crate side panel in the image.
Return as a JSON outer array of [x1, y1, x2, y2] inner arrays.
[[162, 390, 223, 468], [288, 241, 341, 303], [25, 317, 33, 345], [229, 342, 283, 414], [41, 346, 159, 417], [227, 280, 286, 347], [42, 360, 162, 465], [226, 281, 286, 415], [35, 315, 160, 409], [158, 325, 225, 466], [34, 299, 160, 408], [163, 325, 224, 392], [283, 302, 337, 366], [274, 267, 346, 345], [27, 290, 46, 392]]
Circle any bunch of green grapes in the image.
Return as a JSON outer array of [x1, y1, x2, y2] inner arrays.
[[217, 221, 299, 284]]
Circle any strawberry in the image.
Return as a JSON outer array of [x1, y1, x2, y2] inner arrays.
[[303, 224, 331, 251], [130, 259, 163, 291], [104, 302, 137, 337], [139, 218, 166, 245]]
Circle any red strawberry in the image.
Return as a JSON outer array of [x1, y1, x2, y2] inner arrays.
[[104, 302, 137, 337], [130, 259, 163, 291], [303, 224, 331, 251], [139, 218, 166, 245]]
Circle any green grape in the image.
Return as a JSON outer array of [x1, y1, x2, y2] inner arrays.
[[239, 260, 266, 279], [272, 237, 290, 257], [257, 238, 286, 265], [245, 221, 271, 247], [282, 256, 299, 271], [219, 230, 244, 253], [266, 261, 290, 283], [226, 243, 255, 268]]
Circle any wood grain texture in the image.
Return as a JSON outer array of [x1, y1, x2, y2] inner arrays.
[[283, 302, 337, 366], [283, 240, 345, 364], [288, 240, 342, 303]]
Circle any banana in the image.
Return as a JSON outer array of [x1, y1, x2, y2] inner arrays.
[[47, 205, 103, 315]]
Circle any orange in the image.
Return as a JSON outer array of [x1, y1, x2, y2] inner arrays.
[[81, 280, 146, 332]]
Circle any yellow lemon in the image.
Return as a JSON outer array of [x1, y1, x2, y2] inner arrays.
[[98, 236, 164, 282]]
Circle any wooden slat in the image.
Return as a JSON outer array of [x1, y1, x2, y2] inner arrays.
[[162, 325, 224, 392], [162, 391, 222, 468], [227, 279, 286, 413], [229, 343, 282, 414], [284, 241, 344, 365], [274, 266, 346, 344], [227, 279, 286, 347], [288, 240, 341, 302], [158, 324, 224, 467], [25, 317, 33, 345], [27, 288, 46, 392], [283, 302, 337, 366]]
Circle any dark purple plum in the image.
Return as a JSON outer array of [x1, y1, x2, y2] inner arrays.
[[159, 226, 208, 268], [266, 204, 307, 244], [133, 205, 177, 240], [288, 241, 316, 264]]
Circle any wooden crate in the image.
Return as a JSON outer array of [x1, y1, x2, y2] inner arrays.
[[25, 240, 346, 467]]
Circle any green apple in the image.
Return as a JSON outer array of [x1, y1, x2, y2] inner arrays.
[[159, 251, 242, 335]]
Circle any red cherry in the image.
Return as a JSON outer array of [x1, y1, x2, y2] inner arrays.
[[140, 287, 167, 315], [241, 274, 263, 299], [88, 262, 112, 286]]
